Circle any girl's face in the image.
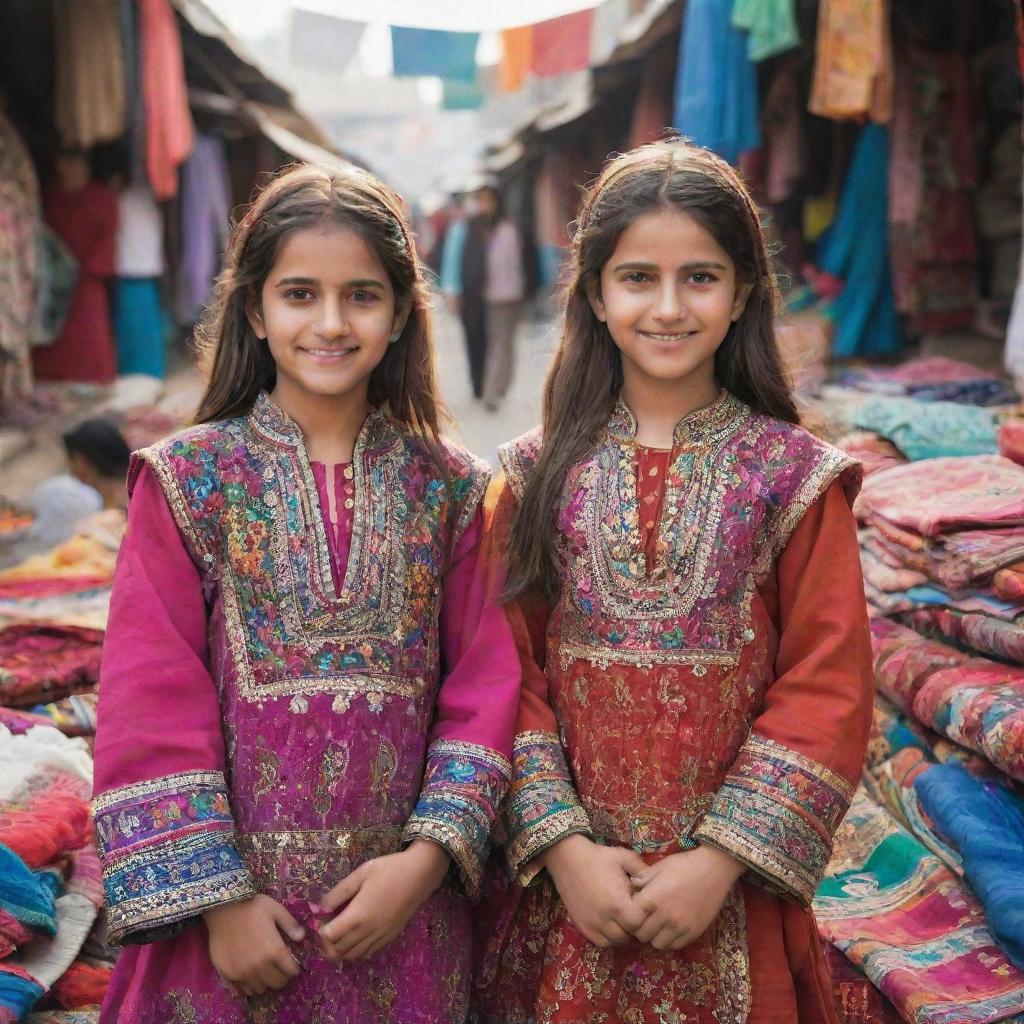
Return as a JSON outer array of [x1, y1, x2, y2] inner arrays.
[[589, 207, 751, 395], [247, 223, 408, 408]]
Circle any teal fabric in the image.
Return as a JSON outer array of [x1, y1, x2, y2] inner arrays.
[[818, 125, 902, 358], [114, 277, 166, 378], [390, 27, 479, 82], [852, 396, 998, 461], [732, 0, 798, 61]]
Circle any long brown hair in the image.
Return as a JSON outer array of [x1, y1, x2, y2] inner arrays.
[[506, 139, 799, 604], [193, 163, 446, 449]]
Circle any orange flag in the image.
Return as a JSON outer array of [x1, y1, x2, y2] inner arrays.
[[499, 25, 533, 92]]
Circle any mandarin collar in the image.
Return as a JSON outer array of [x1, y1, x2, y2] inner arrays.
[[606, 389, 744, 447], [248, 391, 397, 455]]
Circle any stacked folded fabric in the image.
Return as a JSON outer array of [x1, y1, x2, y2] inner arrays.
[[0, 724, 109, 1022], [840, 356, 1018, 406], [817, 421, 1024, 1020]]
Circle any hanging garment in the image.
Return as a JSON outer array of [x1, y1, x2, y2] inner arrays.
[[390, 27, 479, 81], [499, 25, 533, 92], [817, 124, 901, 358], [673, 0, 760, 165], [175, 134, 231, 324], [113, 278, 165, 378], [33, 181, 119, 385], [115, 183, 164, 278], [474, 392, 872, 1023], [53, 0, 126, 147], [530, 9, 595, 76], [808, 0, 894, 122], [815, 789, 1024, 1024], [0, 112, 41, 401], [139, 0, 194, 200], [732, 0, 799, 61], [93, 394, 519, 1021], [888, 45, 978, 333]]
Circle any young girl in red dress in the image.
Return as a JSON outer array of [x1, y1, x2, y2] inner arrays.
[[474, 140, 873, 1023]]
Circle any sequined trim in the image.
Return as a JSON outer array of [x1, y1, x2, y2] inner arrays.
[[403, 740, 511, 898], [555, 639, 738, 671], [714, 885, 752, 1023], [497, 428, 541, 501], [94, 770, 255, 945], [505, 730, 592, 883], [236, 827, 405, 892], [694, 735, 855, 906]]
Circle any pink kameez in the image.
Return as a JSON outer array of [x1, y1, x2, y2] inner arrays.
[[93, 395, 520, 1023]]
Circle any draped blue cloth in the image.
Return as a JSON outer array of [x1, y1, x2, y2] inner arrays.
[[390, 27, 479, 82], [818, 124, 901, 358], [672, 0, 760, 165], [114, 277, 166, 378], [915, 761, 1024, 969]]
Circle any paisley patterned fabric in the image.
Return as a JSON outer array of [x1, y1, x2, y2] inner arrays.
[[476, 392, 874, 1024], [92, 393, 518, 1022], [815, 789, 1024, 1024]]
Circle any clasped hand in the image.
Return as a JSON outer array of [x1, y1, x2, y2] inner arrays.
[[205, 839, 449, 997], [543, 834, 745, 951]]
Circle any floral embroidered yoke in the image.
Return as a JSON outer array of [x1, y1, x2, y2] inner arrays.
[[92, 393, 519, 1023], [476, 392, 873, 1024]]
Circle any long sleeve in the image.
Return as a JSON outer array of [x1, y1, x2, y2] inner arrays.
[[693, 479, 873, 905], [440, 218, 467, 296], [402, 481, 520, 897], [92, 465, 256, 944], [489, 477, 593, 884]]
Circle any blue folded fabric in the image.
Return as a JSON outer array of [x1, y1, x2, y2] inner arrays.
[[0, 843, 61, 937], [915, 761, 1024, 968]]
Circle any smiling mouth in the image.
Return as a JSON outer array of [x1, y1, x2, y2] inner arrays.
[[301, 345, 359, 359], [638, 330, 696, 342]]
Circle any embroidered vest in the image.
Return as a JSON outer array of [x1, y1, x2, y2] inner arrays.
[[133, 393, 488, 710], [500, 392, 859, 849]]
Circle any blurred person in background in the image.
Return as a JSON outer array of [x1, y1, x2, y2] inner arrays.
[[441, 178, 525, 410]]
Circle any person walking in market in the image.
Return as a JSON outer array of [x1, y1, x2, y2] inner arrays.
[[441, 177, 526, 410]]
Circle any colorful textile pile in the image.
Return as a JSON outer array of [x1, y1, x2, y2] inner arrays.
[[841, 356, 1017, 407], [0, 626, 103, 709], [818, 428, 1024, 1016], [815, 788, 1024, 1024], [0, 723, 103, 1021]]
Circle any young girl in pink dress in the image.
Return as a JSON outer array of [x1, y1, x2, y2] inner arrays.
[[474, 141, 873, 1023], [92, 164, 520, 1022]]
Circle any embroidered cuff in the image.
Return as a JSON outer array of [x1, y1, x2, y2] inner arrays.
[[402, 740, 511, 899], [693, 735, 854, 906], [93, 770, 256, 945], [505, 730, 592, 884]]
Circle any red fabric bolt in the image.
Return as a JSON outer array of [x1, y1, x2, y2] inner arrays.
[[52, 960, 115, 1009]]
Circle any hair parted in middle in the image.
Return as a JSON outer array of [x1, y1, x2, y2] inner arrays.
[[505, 138, 799, 604], [192, 162, 446, 453]]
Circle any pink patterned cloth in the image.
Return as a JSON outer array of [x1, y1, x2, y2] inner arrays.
[[913, 656, 1024, 782], [856, 455, 1024, 538], [870, 617, 966, 713]]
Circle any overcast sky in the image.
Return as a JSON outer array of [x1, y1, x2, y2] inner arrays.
[[206, 0, 601, 36]]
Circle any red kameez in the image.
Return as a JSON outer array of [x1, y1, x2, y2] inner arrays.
[[474, 393, 873, 1024]]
